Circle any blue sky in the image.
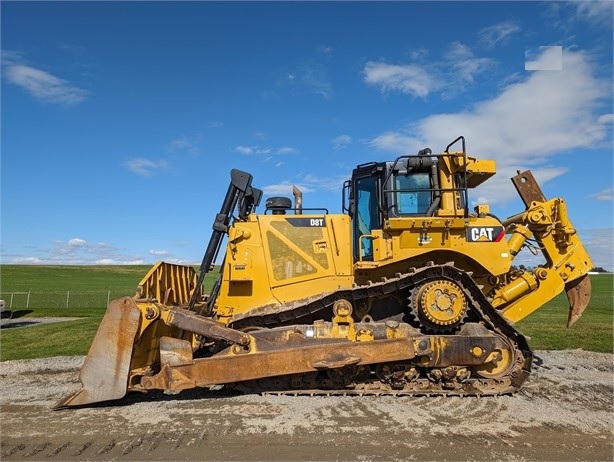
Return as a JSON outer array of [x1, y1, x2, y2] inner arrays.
[[1, 1, 613, 270]]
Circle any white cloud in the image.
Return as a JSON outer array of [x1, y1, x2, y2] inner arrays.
[[166, 135, 200, 156], [332, 135, 352, 151], [260, 172, 348, 199], [149, 249, 170, 256], [525, 46, 563, 71], [167, 136, 191, 151], [591, 188, 614, 201], [283, 56, 334, 99], [578, 228, 614, 271], [8, 237, 158, 265], [479, 21, 521, 48], [262, 174, 347, 197], [234, 145, 272, 155], [364, 61, 437, 99], [364, 42, 494, 99], [12, 256, 43, 264], [298, 173, 348, 192], [5, 238, 147, 265], [277, 147, 297, 155], [95, 258, 145, 265], [368, 131, 419, 154], [299, 59, 333, 99], [573, 1, 614, 27], [125, 158, 168, 176], [235, 145, 296, 156], [367, 48, 611, 204], [544, 1, 613, 33], [598, 114, 614, 125], [319, 45, 333, 55], [410, 48, 429, 60], [2, 52, 88, 105], [262, 182, 308, 196], [235, 145, 254, 155], [445, 42, 495, 84]]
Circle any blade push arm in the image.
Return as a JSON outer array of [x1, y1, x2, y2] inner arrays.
[[493, 171, 593, 326]]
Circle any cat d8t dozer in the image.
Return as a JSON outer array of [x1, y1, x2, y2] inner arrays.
[[55, 136, 593, 409]]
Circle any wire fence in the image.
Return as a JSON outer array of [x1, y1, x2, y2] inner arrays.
[[0, 290, 119, 310]]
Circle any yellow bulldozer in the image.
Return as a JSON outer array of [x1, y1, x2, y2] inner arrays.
[[55, 136, 593, 408]]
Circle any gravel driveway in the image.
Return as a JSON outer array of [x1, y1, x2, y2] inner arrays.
[[0, 350, 612, 461]]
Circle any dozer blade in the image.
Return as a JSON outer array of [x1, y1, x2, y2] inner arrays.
[[53, 297, 141, 409], [565, 274, 592, 328]]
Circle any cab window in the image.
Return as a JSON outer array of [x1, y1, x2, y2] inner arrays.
[[354, 176, 379, 260], [393, 172, 432, 215]]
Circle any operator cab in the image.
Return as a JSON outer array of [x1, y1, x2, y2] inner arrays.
[[345, 147, 468, 261]]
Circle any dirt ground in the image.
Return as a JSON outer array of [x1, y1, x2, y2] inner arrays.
[[0, 350, 612, 461]]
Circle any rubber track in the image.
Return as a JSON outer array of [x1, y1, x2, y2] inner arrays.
[[228, 263, 533, 396]]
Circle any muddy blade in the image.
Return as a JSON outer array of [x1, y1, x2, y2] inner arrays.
[[565, 274, 592, 328], [53, 297, 141, 409]]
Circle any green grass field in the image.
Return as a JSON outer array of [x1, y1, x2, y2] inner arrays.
[[0, 265, 612, 361], [0, 265, 218, 361], [516, 273, 613, 352]]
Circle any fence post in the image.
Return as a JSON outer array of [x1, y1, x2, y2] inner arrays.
[[107, 289, 111, 306], [66, 290, 70, 308], [27, 290, 31, 309]]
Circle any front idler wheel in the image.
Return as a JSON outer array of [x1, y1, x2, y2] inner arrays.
[[473, 341, 516, 379]]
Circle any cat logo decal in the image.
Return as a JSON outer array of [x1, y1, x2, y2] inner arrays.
[[467, 226, 505, 242]]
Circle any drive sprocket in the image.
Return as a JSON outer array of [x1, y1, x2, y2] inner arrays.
[[411, 279, 468, 332]]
